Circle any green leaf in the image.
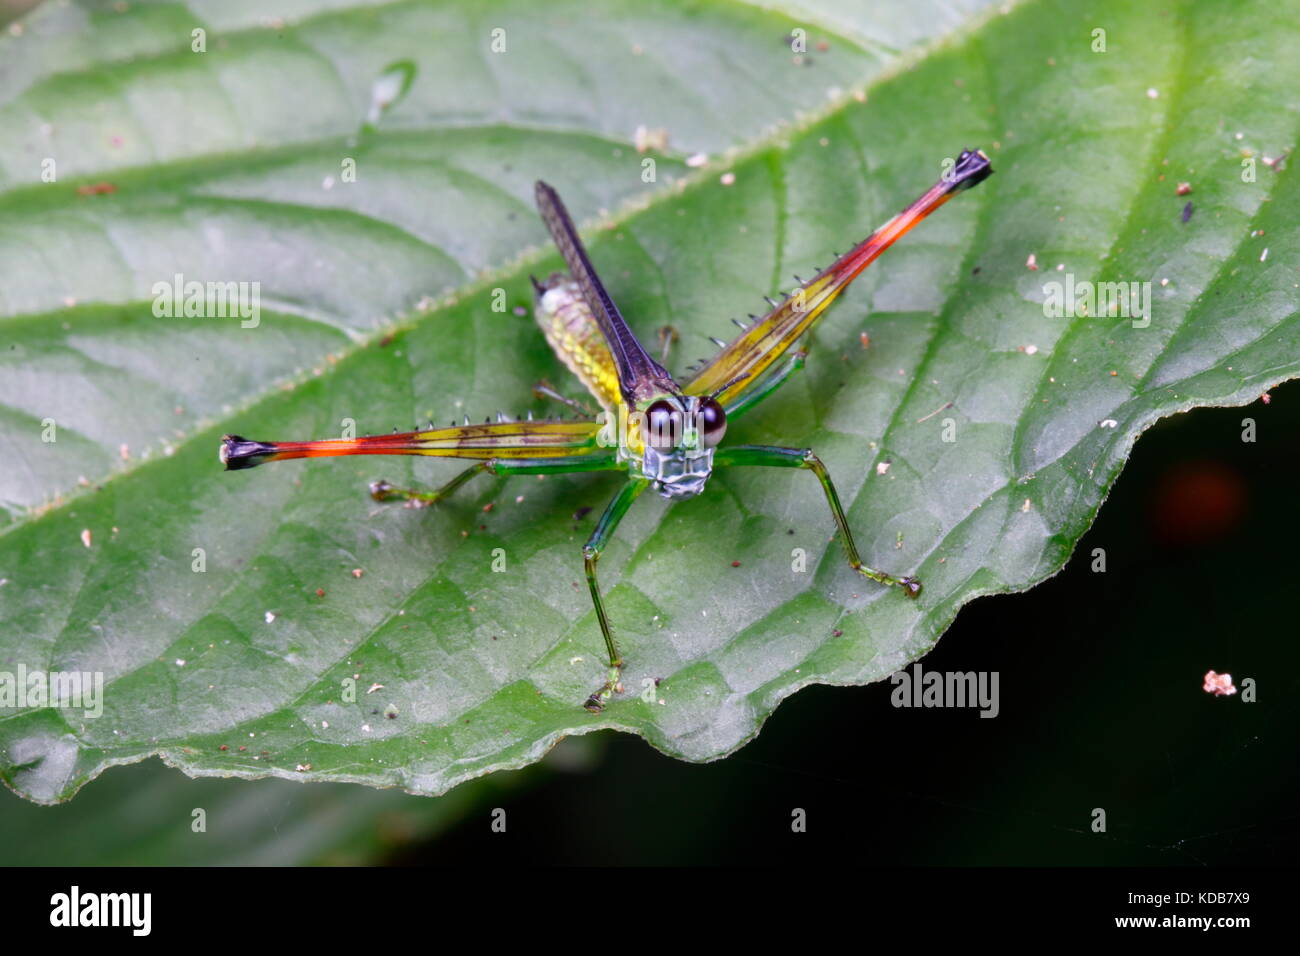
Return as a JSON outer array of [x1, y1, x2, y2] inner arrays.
[[1, 0, 1296, 803]]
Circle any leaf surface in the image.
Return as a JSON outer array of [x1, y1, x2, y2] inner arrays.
[[2, 0, 1296, 802]]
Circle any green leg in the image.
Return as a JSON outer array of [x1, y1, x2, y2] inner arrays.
[[370, 462, 490, 504], [370, 453, 619, 504], [582, 478, 650, 712], [722, 346, 809, 421], [713, 445, 922, 597]]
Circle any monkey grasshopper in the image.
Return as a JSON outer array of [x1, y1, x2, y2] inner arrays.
[[221, 148, 993, 711]]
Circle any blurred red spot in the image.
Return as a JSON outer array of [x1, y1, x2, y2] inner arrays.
[[1150, 460, 1246, 547]]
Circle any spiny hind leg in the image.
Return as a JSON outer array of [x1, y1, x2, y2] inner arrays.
[[369, 462, 491, 505], [720, 345, 810, 419]]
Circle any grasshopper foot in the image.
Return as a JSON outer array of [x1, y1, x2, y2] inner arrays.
[[583, 663, 623, 713]]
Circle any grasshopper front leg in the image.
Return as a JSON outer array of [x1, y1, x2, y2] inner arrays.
[[582, 478, 650, 712]]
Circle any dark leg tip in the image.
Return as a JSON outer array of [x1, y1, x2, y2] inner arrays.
[[899, 576, 922, 599], [369, 480, 395, 501], [583, 695, 605, 714], [220, 435, 275, 470]]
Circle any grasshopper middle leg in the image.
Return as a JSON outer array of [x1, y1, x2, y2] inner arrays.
[[713, 444, 921, 597]]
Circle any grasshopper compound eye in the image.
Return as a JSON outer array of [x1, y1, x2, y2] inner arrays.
[[699, 397, 727, 447], [645, 399, 684, 450]]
